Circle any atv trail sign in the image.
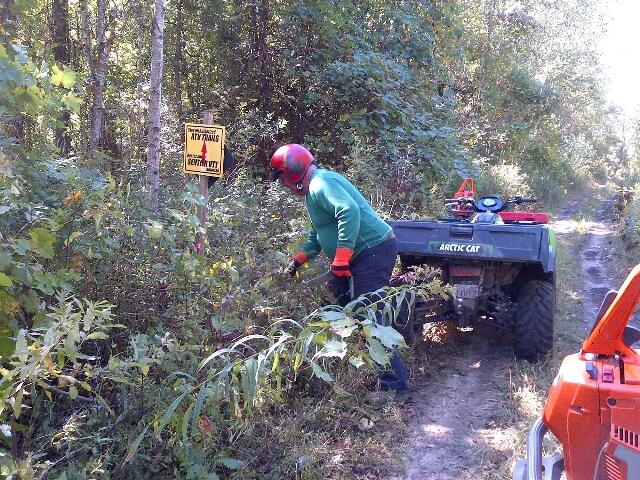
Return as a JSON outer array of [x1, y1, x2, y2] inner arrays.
[[183, 123, 226, 177]]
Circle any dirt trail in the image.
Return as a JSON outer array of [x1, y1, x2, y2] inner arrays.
[[577, 200, 617, 326], [399, 331, 513, 480], [397, 195, 617, 480], [555, 197, 618, 325]]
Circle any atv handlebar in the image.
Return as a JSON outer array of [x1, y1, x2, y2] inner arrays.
[[444, 198, 475, 206], [444, 196, 538, 209], [510, 196, 538, 204]]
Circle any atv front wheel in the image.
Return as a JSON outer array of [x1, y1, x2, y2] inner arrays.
[[514, 280, 555, 362]]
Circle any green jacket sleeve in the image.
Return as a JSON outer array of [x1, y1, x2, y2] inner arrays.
[[301, 226, 322, 260], [318, 180, 360, 250]]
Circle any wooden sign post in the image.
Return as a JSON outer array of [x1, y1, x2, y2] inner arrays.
[[183, 110, 226, 253], [196, 111, 213, 251]]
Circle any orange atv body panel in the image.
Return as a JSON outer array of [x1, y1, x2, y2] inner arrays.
[[543, 353, 614, 478], [542, 264, 640, 480]]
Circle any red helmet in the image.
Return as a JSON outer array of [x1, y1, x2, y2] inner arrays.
[[269, 144, 315, 183]]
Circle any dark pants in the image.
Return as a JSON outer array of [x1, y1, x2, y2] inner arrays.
[[336, 237, 409, 392]]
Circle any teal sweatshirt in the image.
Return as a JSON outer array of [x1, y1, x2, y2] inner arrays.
[[301, 169, 393, 262]]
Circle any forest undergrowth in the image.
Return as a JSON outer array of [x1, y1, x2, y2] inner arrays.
[[2, 0, 640, 478]]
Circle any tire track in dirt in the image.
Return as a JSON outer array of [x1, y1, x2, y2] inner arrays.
[[555, 196, 617, 326], [398, 331, 513, 480], [578, 199, 617, 327], [396, 195, 617, 480]]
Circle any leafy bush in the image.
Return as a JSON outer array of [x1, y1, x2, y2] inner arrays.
[[620, 183, 640, 251], [474, 159, 532, 199], [1, 0, 626, 477], [0, 144, 454, 478]]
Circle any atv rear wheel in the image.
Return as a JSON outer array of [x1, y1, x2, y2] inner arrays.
[[514, 280, 555, 362]]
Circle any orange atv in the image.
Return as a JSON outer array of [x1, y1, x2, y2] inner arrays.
[[514, 264, 640, 480]]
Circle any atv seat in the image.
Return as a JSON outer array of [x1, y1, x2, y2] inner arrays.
[[498, 212, 549, 224]]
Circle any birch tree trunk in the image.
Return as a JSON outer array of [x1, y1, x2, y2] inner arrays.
[[81, 0, 113, 157], [130, 0, 148, 162], [147, 0, 166, 214], [90, 0, 107, 154], [174, 0, 184, 121]]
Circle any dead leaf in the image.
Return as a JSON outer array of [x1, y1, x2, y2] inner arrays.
[[198, 415, 212, 434], [43, 355, 54, 372], [63, 191, 83, 206]]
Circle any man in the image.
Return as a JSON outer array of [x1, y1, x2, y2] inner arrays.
[[269, 143, 408, 393]]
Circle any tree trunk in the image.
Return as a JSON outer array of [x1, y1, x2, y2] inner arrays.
[[81, 0, 113, 157], [259, 0, 270, 104], [130, 0, 148, 162], [253, 0, 270, 113], [174, 0, 184, 121], [52, 0, 72, 155], [147, 0, 167, 214], [251, 0, 270, 166], [90, 0, 108, 154]]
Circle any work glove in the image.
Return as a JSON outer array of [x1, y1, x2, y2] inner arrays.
[[330, 247, 353, 277], [329, 247, 354, 306], [329, 274, 351, 301], [284, 259, 301, 277], [284, 251, 308, 277]]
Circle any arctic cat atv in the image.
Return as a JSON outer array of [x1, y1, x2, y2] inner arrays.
[[388, 179, 557, 361], [513, 264, 640, 480]]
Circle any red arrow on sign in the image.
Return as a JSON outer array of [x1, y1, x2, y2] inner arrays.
[[200, 142, 207, 166]]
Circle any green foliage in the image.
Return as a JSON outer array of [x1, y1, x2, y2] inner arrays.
[[0, 294, 115, 418], [0, 42, 80, 150], [620, 184, 640, 251], [0, 0, 627, 477], [122, 282, 431, 477]]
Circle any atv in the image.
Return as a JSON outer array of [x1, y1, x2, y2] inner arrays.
[[388, 178, 557, 361], [513, 264, 640, 480]]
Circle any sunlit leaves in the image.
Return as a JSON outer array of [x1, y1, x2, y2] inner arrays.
[[368, 323, 408, 350], [310, 362, 333, 382], [0, 273, 13, 288], [148, 280, 435, 469], [29, 228, 56, 259], [315, 339, 347, 359], [366, 337, 389, 366], [329, 317, 358, 338], [86, 331, 108, 340], [218, 457, 245, 470], [50, 65, 77, 89], [61, 92, 82, 111], [145, 220, 164, 240], [1, 293, 115, 427]]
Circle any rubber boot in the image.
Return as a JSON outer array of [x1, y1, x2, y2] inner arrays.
[[379, 350, 409, 393]]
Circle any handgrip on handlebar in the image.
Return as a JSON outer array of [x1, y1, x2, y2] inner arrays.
[[444, 198, 475, 204]]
